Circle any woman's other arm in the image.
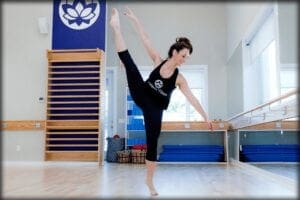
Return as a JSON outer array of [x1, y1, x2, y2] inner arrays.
[[124, 7, 162, 66]]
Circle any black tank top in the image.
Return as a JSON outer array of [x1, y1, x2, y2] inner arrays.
[[145, 60, 179, 109]]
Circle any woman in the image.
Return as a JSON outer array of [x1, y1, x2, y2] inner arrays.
[[110, 7, 212, 196]]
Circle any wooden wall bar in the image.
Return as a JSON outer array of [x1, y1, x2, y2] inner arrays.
[[2, 120, 297, 131], [45, 49, 104, 163], [239, 120, 299, 130], [1, 120, 45, 131], [161, 121, 229, 131]]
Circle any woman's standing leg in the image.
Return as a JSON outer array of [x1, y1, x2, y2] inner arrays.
[[145, 160, 158, 196], [110, 8, 160, 196], [143, 108, 163, 196]]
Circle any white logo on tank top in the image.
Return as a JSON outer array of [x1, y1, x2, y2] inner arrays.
[[154, 79, 163, 89]]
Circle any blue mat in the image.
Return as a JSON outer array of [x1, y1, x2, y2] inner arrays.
[[241, 144, 300, 162], [158, 145, 224, 162]]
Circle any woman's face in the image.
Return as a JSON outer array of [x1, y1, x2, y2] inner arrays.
[[173, 48, 190, 65]]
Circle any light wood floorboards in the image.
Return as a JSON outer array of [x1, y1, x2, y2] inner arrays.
[[3, 161, 298, 199]]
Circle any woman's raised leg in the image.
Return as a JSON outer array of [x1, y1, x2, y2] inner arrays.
[[110, 8, 127, 52]]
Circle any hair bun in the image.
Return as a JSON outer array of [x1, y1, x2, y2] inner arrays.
[[168, 36, 193, 58], [176, 37, 191, 44]]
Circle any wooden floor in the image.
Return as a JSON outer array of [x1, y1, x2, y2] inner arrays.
[[2, 161, 298, 199]]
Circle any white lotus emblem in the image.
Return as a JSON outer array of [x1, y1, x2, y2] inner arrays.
[[59, 0, 100, 30]]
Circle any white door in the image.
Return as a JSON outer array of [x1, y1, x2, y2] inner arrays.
[[104, 68, 116, 151]]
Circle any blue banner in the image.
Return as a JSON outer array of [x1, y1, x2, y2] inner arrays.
[[52, 0, 106, 50]]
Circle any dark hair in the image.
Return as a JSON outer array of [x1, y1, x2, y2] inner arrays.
[[168, 37, 193, 58]]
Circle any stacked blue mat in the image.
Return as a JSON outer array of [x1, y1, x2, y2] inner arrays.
[[158, 145, 224, 162], [241, 144, 300, 162]]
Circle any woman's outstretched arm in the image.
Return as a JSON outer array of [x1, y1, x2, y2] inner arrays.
[[124, 7, 162, 66], [176, 73, 213, 130], [110, 8, 127, 52]]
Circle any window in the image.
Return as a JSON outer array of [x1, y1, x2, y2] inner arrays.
[[140, 65, 208, 121], [244, 6, 279, 109]]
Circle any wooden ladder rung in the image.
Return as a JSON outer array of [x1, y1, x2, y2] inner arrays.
[[45, 150, 98, 153], [48, 77, 99, 81], [46, 120, 99, 122], [47, 113, 99, 116], [48, 95, 99, 98], [49, 83, 100, 86], [47, 101, 99, 104], [49, 89, 99, 92], [46, 144, 98, 147], [49, 65, 100, 69], [46, 138, 98, 141], [47, 107, 99, 110], [46, 126, 99, 130], [46, 132, 99, 134], [49, 71, 99, 75]]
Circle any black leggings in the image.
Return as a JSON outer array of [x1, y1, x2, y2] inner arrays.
[[118, 50, 163, 161]]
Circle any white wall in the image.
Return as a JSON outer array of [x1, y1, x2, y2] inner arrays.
[[2, 2, 52, 161], [3, 131, 45, 161], [226, 42, 244, 118], [226, 2, 269, 61], [277, 2, 298, 64], [3, 2, 52, 120]]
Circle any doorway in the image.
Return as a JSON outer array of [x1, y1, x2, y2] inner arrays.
[[104, 68, 117, 151]]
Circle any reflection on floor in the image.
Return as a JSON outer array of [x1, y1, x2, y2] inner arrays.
[[252, 163, 299, 180], [3, 161, 298, 199]]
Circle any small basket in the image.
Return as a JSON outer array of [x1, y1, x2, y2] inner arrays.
[[117, 150, 131, 163], [131, 149, 147, 164]]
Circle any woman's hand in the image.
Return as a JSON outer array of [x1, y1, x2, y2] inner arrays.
[[206, 120, 213, 132], [124, 6, 137, 21]]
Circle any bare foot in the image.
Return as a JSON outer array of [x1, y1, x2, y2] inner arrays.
[[109, 8, 120, 30], [146, 179, 158, 196]]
